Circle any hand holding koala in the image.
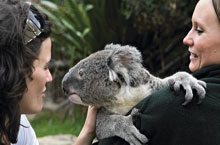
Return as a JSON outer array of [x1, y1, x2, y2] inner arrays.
[[62, 44, 206, 145]]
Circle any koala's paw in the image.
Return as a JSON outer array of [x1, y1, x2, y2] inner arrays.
[[96, 110, 148, 145], [117, 114, 148, 145], [168, 72, 206, 105]]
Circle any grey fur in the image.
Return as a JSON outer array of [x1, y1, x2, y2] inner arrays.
[[62, 44, 206, 145]]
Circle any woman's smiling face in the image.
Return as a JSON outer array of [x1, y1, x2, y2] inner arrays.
[[183, 0, 220, 72], [19, 37, 53, 114]]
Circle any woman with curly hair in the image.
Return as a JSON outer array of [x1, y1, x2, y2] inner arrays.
[[0, 0, 52, 144]]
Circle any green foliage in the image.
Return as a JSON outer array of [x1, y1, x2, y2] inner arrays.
[[30, 106, 87, 137], [36, 0, 127, 66], [36, 0, 94, 66], [122, 0, 197, 33], [121, 0, 198, 76], [84, 0, 128, 45]]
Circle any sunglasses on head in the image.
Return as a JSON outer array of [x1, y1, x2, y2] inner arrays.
[[23, 2, 42, 45]]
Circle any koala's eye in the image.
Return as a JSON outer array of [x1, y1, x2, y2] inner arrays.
[[78, 70, 84, 77]]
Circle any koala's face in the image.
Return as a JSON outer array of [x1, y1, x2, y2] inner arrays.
[[62, 44, 143, 107], [62, 50, 121, 107]]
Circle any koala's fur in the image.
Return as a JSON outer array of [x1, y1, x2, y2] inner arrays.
[[62, 44, 206, 145]]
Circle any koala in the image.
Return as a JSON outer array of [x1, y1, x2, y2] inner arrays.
[[62, 44, 206, 145]]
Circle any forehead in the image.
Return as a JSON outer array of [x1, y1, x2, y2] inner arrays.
[[193, 0, 219, 26], [38, 37, 51, 62]]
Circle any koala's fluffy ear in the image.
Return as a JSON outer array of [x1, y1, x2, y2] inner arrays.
[[105, 43, 143, 85]]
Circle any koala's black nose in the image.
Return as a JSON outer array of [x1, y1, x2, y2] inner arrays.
[[62, 87, 69, 96], [62, 78, 69, 96]]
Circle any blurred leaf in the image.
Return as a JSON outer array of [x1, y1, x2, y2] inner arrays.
[[40, 1, 59, 10], [82, 28, 90, 37]]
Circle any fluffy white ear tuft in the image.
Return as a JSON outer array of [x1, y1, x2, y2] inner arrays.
[[108, 66, 131, 86], [109, 69, 117, 82], [114, 66, 130, 85]]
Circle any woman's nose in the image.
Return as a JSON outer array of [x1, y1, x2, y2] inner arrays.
[[46, 70, 53, 83], [183, 29, 194, 46]]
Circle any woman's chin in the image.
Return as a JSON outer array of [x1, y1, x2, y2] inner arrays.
[[30, 105, 43, 114], [189, 62, 199, 72]]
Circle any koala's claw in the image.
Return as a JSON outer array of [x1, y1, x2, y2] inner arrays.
[[196, 80, 206, 97], [181, 81, 206, 105], [168, 72, 206, 105], [198, 80, 207, 88], [182, 99, 191, 106]]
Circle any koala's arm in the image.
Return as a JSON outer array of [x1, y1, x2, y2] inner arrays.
[[153, 71, 206, 105], [96, 108, 148, 145]]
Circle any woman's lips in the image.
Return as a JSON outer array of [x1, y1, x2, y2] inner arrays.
[[42, 93, 45, 97], [42, 89, 46, 98], [190, 52, 198, 61]]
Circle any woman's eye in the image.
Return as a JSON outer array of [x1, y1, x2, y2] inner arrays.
[[195, 27, 203, 34], [44, 64, 49, 70]]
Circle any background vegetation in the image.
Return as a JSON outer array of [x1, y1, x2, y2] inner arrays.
[[30, 106, 86, 137], [30, 0, 199, 137]]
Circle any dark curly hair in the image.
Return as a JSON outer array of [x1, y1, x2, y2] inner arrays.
[[0, 0, 51, 144]]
